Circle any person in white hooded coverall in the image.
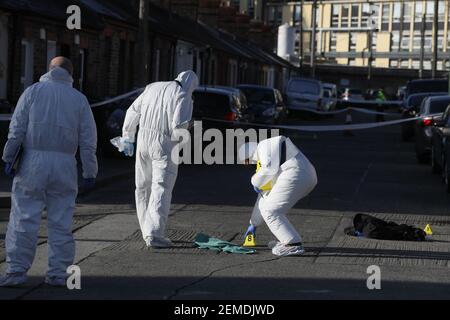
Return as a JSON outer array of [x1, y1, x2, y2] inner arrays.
[[239, 136, 317, 256], [0, 57, 97, 287], [119, 71, 198, 248]]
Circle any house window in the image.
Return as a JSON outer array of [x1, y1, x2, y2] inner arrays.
[[425, 1, 435, 23], [341, 4, 349, 28], [415, 1, 424, 22], [393, 2, 401, 24], [21, 39, 34, 91], [46, 40, 56, 71], [401, 32, 410, 51], [351, 4, 359, 27], [267, 6, 282, 25], [403, 2, 411, 24], [381, 3, 390, 30], [332, 4, 340, 27], [361, 3, 371, 27], [293, 5, 301, 26], [350, 33, 357, 51], [390, 59, 399, 68], [79, 49, 86, 92], [391, 31, 400, 50]]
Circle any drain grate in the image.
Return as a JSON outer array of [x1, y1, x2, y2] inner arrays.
[[105, 229, 238, 254]]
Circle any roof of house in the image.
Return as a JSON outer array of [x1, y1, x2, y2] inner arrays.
[[0, 0, 296, 69], [0, 0, 104, 29]]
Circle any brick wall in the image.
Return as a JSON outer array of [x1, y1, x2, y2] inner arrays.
[[6, 14, 139, 103]]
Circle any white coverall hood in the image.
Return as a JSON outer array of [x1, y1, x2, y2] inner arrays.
[[175, 71, 199, 96], [39, 67, 74, 86], [238, 142, 258, 163]]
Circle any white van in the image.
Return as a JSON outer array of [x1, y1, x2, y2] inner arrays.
[[285, 78, 324, 112]]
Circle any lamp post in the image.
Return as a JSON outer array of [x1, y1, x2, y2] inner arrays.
[[432, 0, 438, 78], [310, 0, 317, 78]]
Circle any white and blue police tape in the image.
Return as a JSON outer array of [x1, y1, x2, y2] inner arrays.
[[0, 114, 12, 122], [202, 116, 426, 132], [293, 107, 398, 116], [90, 88, 144, 108]]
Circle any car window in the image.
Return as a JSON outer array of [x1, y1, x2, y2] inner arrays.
[[407, 80, 448, 95], [193, 92, 230, 117], [288, 80, 320, 95], [429, 99, 450, 114], [240, 88, 275, 104], [323, 89, 331, 98]]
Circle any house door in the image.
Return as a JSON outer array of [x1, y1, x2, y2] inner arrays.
[[0, 15, 8, 99], [21, 39, 34, 91]]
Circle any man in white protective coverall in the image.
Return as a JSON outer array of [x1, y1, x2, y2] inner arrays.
[[0, 57, 98, 287], [238, 136, 317, 256], [117, 71, 198, 248]]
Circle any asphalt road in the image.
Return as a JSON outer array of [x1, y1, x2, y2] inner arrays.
[[1, 111, 450, 300]]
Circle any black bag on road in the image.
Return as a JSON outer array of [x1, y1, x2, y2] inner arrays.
[[351, 213, 426, 241]]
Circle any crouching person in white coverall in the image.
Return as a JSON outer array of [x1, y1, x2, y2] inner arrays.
[[0, 57, 98, 287], [117, 71, 198, 248], [239, 136, 317, 256]]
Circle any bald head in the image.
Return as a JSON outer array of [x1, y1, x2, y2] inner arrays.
[[49, 56, 73, 75]]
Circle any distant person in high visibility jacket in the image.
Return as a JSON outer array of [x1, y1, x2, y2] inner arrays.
[[375, 88, 386, 122], [238, 136, 318, 257]]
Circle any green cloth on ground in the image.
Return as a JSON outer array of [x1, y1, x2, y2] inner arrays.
[[194, 233, 256, 254]]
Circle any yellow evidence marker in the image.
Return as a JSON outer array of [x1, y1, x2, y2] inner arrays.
[[424, 224, 433, 235], [243, 233, 256, 247]]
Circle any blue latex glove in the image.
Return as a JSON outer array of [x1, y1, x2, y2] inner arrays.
[[4, 162, 15, 178], [244, 224, 256, 237], [122, 140, 134, 157], [253, 186, 262, 194], [82, 178, 96, 192]]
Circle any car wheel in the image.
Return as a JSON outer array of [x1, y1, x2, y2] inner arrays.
[[431, 146, 441, 174]]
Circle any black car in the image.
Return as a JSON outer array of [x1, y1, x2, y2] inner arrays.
[[430, 105, 450, 192], [400, 92, 448, 141], [405, 79, 449, 98], [192, 86, 247, 129], [414, 96, 450, 163], [98, 90, 143, 157], [237, 84, 287, 125]]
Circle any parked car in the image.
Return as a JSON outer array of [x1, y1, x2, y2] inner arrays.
[[341, 88, 365, 102], [100, 91, 143, 157], [405, 79, 448, 99], [236, 84, 287, 124], [431, 105, 450, 176], [322, 83, 338, 111], [285, 78, 323, 113], [400, 92, 448, 141], [414, 96, 450, 163], [430, 106, 450, 192], [192, 86, 247, 128]]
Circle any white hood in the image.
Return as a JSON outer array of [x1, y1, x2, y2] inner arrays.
[[39, 67, 74, 86], [175, 70, 199, 95]]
